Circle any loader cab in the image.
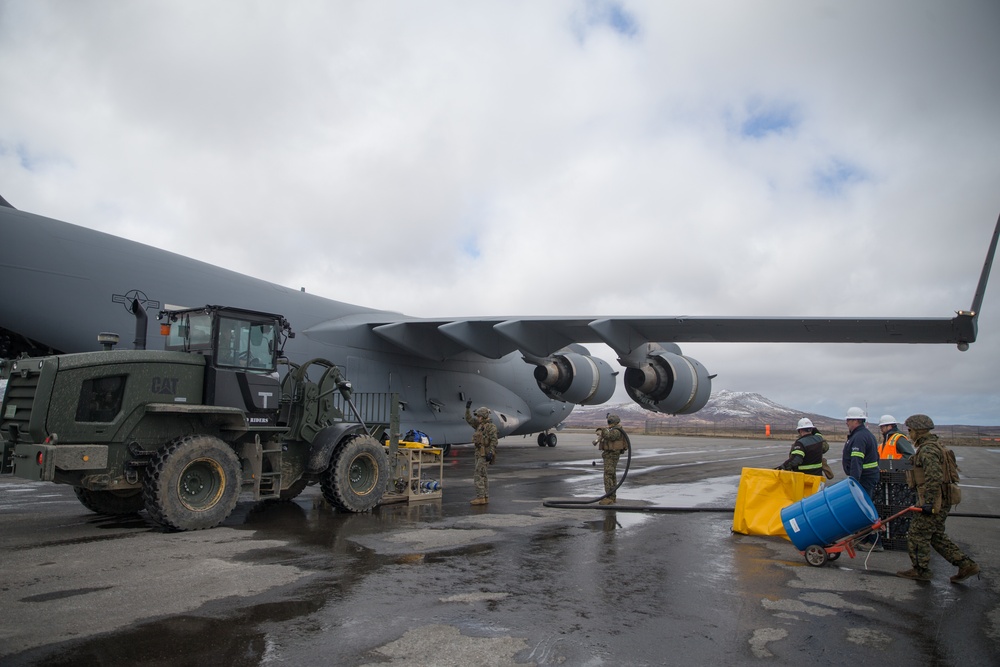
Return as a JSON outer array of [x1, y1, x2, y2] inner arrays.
[[159, 306, 292, 421]]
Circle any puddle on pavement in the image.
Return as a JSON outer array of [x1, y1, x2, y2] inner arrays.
[[630, 474, 740, 507], [557, 474, 740, 529]]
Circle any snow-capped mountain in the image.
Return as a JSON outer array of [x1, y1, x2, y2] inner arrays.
[[565, 389, 841, 432]]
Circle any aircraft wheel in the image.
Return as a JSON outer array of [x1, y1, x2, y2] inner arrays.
[[537, 433, 547, 447], [439, 443, 452, 456], [804, 544, 828, 567], [321, 434, 389, 512], [73, 486, 144, 515], [546, 433, 558, 447], [143, 434, 241, 531]]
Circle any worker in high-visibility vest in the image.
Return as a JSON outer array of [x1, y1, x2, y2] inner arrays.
[[777, 417, 829, 475], [842, 407, 880, 499], [843, 407, 884, 550], [877, 414, 916, 460]]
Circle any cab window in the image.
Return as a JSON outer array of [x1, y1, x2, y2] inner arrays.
[[216, 317, 275, 372], [164, 313, 212, 352]]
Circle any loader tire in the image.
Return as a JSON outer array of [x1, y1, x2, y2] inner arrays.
[[320, 434, 388, 512], [73, 487, 145, 516], [143, 434, 241, 531]]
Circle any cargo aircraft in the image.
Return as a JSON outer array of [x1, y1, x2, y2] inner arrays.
[[1, 196, 996, 445]]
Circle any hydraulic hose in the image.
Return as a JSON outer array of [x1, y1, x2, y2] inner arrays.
[[542, 438, 1000, 518], [541, 434, 739, 512], [542, 432, 633, 508]]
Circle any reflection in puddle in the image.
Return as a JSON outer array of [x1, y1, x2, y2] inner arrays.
[[565, 475, 740, 529], [632, 475, 741, 508]]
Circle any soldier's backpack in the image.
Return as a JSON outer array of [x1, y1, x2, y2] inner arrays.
[[941, 444, 962, 506], [907, 441, 962, 506]]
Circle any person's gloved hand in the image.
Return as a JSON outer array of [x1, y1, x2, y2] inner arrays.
[[486, 452, 494, 464], [466, 400, 472, 409], [921, 504, 935, 515]]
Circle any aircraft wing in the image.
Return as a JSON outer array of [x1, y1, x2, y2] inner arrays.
[[313, 209, 1000, 364], [312, 312, 979, 362], [305, 211, 996, 415]]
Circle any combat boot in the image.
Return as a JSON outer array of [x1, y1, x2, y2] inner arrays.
[[598, 498, 615, 505], [950, 560, 980, 583], [470, 497, 488, 506], [896, 567, 932, 582]]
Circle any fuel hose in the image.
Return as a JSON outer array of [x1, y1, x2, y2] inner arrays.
[[542, 433, 737, 513], [543, 436, 1000, 518]]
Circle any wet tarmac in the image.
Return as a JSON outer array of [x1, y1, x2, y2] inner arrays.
[[1, 433, 998, 665]]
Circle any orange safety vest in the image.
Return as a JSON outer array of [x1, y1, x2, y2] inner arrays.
[[879, 432, 905, 459]]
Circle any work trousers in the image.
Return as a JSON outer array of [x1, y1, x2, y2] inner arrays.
[[907, 507, 969, 571], [602, 449, 622, 498], [473, 453, 489, 499]]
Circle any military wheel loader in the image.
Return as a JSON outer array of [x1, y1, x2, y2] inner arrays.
[[0, 304, 396, 531]]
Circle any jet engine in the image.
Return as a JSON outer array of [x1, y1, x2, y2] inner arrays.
[[623, 343, 712, 415], [532, 348, 617, 405]]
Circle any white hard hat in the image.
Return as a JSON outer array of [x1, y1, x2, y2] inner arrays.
[[878, 415, 897, 427], [845, 407, 867, 420], [796, 418, 814, 430]]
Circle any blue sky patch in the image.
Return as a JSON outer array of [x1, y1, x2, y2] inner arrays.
[[0, 142, 32, 170], [572, 0, 639, 41], [460, 232, 481, 259], [0, 141, 70, 172], [813, 159, 868, 196], [739, 103, 798, 139]]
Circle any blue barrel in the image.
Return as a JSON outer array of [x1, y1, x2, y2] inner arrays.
[[780, 477, 879, 551]]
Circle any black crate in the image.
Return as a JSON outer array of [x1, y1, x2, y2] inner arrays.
[[878, 459, 913, 472], [878, 470, 909, 484], [874, 502, 915, 546], [873, 474, 916, 508]]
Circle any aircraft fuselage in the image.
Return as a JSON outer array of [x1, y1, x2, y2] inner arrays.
[[0, 206, 573, 444]]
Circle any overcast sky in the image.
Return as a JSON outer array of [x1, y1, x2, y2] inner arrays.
[[2, 1, 999, 425]]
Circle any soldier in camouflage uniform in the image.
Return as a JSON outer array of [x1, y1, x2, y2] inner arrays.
[[465, 401, 498, 505], [594, 414, 628, 505], [896, 414, 980, 583]]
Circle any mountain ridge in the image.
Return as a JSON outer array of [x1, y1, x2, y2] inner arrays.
[[565, 389, 860, 434]]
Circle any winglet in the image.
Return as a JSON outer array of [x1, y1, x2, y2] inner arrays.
[[0, 193, 14, 209], [953, 210, 1000, 351], [968, 210, 1000, 318]]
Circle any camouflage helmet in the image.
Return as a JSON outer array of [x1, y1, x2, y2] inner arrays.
[[607, 414, 621, 425], [474, 407, 490, 419], [904, 414, 935, 431]]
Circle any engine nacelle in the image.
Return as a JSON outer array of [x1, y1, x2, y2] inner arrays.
[[623, 350, 712, 415], [532, 351, 616, 405]]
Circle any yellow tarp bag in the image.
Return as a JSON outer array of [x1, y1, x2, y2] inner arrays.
[[732, 468, 823, 539]]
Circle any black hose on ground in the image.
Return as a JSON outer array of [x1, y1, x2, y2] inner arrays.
[[542, 437, 1000, 518], [541, 434, 738, 512], [542, 432, 634, 508]]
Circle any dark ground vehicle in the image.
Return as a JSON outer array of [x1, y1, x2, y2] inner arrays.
[[0, 305, 395, 530]]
